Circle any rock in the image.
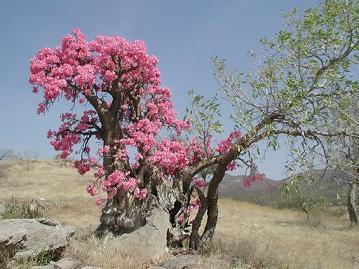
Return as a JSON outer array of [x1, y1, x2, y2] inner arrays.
[[52, 257, 82, 269], [157, 254, 231, 269], [0, 226, 27, 263], [30, 257, 84, 269], [0, 219, 74, 262], [160, 255, 201, 269], [31, 265, 54, 269], [104, 208, 170, 259]]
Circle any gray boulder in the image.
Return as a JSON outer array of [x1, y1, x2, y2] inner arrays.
[[0, 219, 74, 262], [152, 254, 233, 269], [104, 208, 170, 259], [160, 255, 202, 269]]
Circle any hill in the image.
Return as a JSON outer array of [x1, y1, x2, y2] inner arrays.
[[219, 169, 350, 206], [219, 174, 283, 205]]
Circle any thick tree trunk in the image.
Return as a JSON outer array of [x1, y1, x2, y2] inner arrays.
[[189, 156, 231, 250], [95, 124, 151, 237], [189, 198, 207, 249], [348, 182, 358, 226], [199, 194, 219, 249]]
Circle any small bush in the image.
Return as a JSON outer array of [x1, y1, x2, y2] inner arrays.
[[32, 249, 60, 266], [1, 199, 43, 219]]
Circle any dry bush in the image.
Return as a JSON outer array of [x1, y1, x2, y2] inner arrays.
[[1, 198, 43, 219], [67, 233, 155, 269]]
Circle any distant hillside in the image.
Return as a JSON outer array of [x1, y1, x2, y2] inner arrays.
[[219, 169, 350, 206], [219, 174, 284, 205]]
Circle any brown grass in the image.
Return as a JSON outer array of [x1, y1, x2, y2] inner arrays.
[[1, 160, 359, 269], [212, 199, 359, 269]]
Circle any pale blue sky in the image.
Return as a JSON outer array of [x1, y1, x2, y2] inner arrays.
[[0, 0, 321, 179]]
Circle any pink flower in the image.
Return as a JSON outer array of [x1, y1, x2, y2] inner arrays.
[[215, 131, 241, 155], [134, 188, 148, 200], [74, 160, 91, 175], [87, 183, 97, 196], [192, 178, 206, 188], [37, 103, 46, 114]]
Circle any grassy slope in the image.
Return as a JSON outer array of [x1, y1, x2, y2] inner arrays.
[[1, 160, 358, 269]]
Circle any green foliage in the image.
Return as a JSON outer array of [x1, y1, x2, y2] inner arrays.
[[276, 175, 329, 221], [1, 199, 43, 220], [186, 90, 223, 139], [214, 0, 358, 160], [31, 249, 59, 266]]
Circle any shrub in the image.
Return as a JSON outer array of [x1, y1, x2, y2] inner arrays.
[[1, 199, 43, 219]]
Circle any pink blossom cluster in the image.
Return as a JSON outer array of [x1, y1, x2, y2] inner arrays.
[[242, 173, 265, 187], [191, 177, 206, 188], [47, 110, 99, 160], [29, 29, 162, 108], [74, 158, 96, 175], [215, 131, 241, 155], [101, 170, 148, 200], [150, 139, 190, 174]]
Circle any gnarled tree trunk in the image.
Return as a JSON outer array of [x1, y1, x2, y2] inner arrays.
[[95, 125, 153, 237], [189, 155, 232, 250], [348, 182, 358, 226], [96, 192, 149, 236]]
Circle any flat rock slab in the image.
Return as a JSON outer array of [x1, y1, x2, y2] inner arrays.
[[0, 219, 74, 262]]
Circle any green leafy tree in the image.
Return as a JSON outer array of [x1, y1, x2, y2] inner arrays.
[[182, 0, 358, 249]]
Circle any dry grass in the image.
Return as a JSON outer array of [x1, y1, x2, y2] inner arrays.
[[0, 160, 100, 227], [1, 160, 359, 269], [212, 199, 359, 269], [68, 231, 156, 269]]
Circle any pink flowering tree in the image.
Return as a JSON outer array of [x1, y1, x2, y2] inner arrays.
[[29, 29, 263, 247], [29, 29, 195, 235], [29, 30, 256, 240]]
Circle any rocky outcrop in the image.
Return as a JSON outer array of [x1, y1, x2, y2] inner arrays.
[[0, 218, 74, 263]]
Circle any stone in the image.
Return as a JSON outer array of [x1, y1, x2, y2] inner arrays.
[[31, 265, 55, 269], [160, 255, 201, 269], [53, 257, 82, 269], [31, 266, 54, 269], [103, 208, 170, 259], [0, 225, 27, 263], [0, 219, 74, 262], [157, 254, 232, 269]]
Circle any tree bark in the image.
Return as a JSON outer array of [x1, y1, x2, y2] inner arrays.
[[348, 182, 358, 226], [95, 121, 150, 237], [189, 196, 207, 249], [199, 193, 219, 249]]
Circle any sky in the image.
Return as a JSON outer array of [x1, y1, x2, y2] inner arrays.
[[0, 0, 321, 180]]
